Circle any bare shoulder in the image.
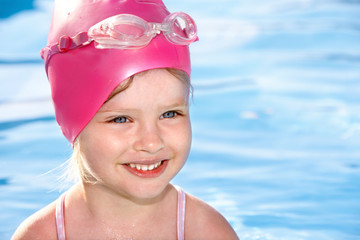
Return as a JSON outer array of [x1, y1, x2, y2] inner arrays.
[[185, 193, 239, 240], [11, 200, 57, 240]]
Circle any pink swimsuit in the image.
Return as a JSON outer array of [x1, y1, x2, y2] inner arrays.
[[56, 186, 186, 240]]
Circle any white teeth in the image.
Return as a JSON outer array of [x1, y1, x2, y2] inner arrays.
[[128, 161, 162, 171]]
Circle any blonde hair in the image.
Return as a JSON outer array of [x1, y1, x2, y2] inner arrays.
[[68, 68, 192, 184]]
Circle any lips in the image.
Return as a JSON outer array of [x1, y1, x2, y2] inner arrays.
[[122, 160, 168, 178]]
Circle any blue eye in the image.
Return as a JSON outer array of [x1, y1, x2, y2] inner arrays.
[[162, 111, 177, 119], [112, 116, 128, 123]]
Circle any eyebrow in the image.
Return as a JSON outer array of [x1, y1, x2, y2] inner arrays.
[[162, 101, 188, 109], [98, 100, 188, 113]]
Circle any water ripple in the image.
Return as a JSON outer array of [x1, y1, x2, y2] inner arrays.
[[0, 116, 55, 131], [193, 76, 258, 95], [0, 177, 10, 186]]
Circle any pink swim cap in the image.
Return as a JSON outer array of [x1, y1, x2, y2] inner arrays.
[[41, 0, 197, 144]]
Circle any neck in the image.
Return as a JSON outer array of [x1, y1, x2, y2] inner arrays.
[[74, 182, 174, 224]]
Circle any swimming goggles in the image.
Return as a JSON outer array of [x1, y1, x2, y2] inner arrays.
[[41, 12, 198, 63]]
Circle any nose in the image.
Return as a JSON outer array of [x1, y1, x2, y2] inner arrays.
[[133, 122, 164, 154]]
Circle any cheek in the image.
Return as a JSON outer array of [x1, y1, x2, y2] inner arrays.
[[79, 127, 124, 167], [172, 119, 192, 156], [185, 121, 192, 153]]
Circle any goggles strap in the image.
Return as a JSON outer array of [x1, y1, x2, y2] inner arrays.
[[41, 32, 90, 68], [58, 32, 90, 52]]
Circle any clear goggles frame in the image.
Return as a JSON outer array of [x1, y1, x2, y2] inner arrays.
[[40, 12, 198, 63], [89, 12, 198, 49]]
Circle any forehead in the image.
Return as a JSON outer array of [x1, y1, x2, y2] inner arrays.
[[103, 69, 189, 108]]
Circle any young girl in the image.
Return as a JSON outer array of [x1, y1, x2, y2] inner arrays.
[[12, 0, 238, 239]]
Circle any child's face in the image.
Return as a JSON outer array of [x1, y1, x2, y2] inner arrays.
[[78, 69, 191, 200]]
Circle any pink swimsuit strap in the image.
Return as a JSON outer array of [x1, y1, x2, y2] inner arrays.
[[55, 193, 66, 240], [55, 186, 186, 240], [175, 185, 186, 240]]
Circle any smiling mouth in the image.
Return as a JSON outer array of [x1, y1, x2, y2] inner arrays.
[[123, 160, 168, 178], [126, 161, 163, 171]]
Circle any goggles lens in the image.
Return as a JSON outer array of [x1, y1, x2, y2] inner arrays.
[[164, 12, 197, 45]]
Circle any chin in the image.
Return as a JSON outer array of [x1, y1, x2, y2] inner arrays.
[[118, 180, 173, 203]]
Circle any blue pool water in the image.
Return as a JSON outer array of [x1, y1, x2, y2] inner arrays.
[[1, 0, 360, 239]]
